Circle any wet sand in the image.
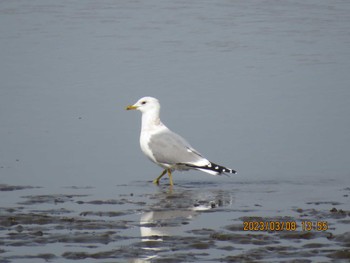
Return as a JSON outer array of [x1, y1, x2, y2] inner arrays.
[[0, 180, 349, 262]]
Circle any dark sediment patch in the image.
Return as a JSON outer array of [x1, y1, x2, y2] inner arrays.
[[210, 231, 279, 245], [8, 253, 56, 262], [306, 201, 343, 206], [77, 199, 125, 205], [327, 249, 350, 260], [77, 198, 147, 206], [79, 210, 130, 217], [18, 194, 89, 205], [0, 184, 40, 192], [302, 242, 330, 248], [278, 231, 328, 240]]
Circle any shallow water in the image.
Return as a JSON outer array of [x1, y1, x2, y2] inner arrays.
[[1, 0, 350, 262], [1, 179, 349, 262]]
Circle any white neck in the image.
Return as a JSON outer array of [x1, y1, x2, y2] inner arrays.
[[141, 108, 164, 132]]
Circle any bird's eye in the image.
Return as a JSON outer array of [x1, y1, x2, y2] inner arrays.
[[141, 101, 146, 105]]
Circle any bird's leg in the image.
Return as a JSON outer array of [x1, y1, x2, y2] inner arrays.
[[153, 169, 167, 185], [167, 169, 174, 186]]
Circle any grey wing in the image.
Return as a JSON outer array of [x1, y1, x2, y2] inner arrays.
[[148, 130, 204, 165]]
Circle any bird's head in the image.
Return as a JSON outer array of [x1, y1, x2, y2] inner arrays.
[[126, 96, 160, 114]]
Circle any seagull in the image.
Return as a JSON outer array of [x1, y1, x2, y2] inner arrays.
[[126, 96, 237, 185]]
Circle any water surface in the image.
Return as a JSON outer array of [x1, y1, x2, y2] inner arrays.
[[1, 0, 349, 262]]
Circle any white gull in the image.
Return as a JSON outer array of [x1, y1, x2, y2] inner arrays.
[[126, 96, 237, 185]]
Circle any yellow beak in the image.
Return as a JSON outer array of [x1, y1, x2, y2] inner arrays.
[[126, 105, 138, 110]]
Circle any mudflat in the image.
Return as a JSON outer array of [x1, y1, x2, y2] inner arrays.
[[1, 180, 349, 262]]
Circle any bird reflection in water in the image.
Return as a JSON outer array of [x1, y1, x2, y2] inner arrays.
[[134, 186, 234, 262]]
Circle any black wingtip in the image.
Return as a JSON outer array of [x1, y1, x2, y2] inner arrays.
[[222, 168, 237, 174], [208, 162, 236, 174], [184, 162, 237, 175]]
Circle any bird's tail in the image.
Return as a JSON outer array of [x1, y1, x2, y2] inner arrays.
[[184, 162, 237, 176]]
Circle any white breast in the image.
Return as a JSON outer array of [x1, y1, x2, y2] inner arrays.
[[140, 131, 156, 163]]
